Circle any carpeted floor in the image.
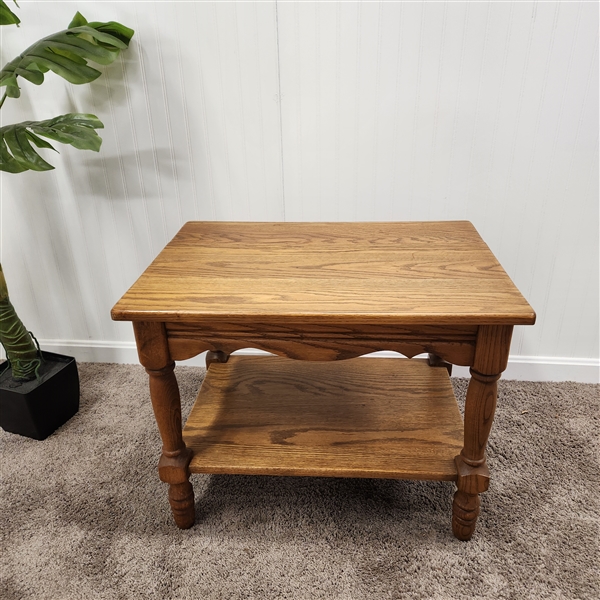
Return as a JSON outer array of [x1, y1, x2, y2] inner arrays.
[[1, 361, 598, 600]]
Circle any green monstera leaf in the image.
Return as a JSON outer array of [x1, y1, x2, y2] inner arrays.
[[0, 113, 104, 173], [0, 12, 134, 99], [0, 0, 20, 26]]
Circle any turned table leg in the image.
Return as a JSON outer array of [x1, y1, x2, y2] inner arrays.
[[133, 321, 195, 529], [206, 350, 229, 368], [452, 325, 513, 541], [428, 353, 453, 376]]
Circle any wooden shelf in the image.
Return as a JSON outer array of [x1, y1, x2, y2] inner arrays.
[[183, 356, 464, 481]]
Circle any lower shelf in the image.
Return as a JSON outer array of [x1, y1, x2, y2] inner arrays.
[[182, 356, 464, 481]]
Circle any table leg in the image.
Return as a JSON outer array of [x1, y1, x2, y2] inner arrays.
[[133, 322, 195, 529], [206, 350, 229, 368], [452, 325, 513, 540], [428, 353, 453, 376]]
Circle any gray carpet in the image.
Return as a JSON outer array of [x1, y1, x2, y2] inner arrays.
[[1, 361, 598, 600]]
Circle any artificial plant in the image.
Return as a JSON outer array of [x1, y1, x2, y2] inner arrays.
[[0, 2, 133, 380]]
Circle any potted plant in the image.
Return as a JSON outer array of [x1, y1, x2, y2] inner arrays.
[[0, 1, 133, 439]]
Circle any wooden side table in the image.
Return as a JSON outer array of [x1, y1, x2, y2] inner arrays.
[[111, 221, 535, 540]]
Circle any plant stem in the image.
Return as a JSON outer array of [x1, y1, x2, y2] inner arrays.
[[0, 263, 40, 381], [0, 92, 7, 110]]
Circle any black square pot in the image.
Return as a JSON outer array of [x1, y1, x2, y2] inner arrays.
[[0, 351, 80, 440]]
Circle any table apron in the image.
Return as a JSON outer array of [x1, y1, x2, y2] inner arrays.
[[164, 322, 478, 365]]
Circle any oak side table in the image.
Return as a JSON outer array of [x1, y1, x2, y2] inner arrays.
[[111, 221, 535, 540]]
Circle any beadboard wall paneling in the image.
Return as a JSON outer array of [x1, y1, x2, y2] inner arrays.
[[1, 1, 598, 379], [1, 0, 283, 343], [276, 0, 599, 363]]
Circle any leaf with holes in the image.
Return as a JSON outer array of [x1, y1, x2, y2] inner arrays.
[[0, 12, 133, 98], [0, 113, 104, 172]]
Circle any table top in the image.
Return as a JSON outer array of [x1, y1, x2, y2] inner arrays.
[[111, 221, 536, 326]]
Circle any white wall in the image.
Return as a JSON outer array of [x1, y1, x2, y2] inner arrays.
[[1, 1, 598, 382]]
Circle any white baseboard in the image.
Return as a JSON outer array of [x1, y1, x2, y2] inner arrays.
[[450, 356, 599, 383], [2, 340, 598, 384], [361, 351, 599, 383]]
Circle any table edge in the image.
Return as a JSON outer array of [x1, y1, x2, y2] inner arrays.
[[110, 308, 536, 326]]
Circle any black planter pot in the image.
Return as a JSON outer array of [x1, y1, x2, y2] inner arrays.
[[0, 351, 80, 440]]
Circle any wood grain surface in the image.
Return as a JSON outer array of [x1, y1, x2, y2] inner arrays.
[[182, 356, 464, 480], [111, 221, 536, 326], [165, 321, 477, 364]]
